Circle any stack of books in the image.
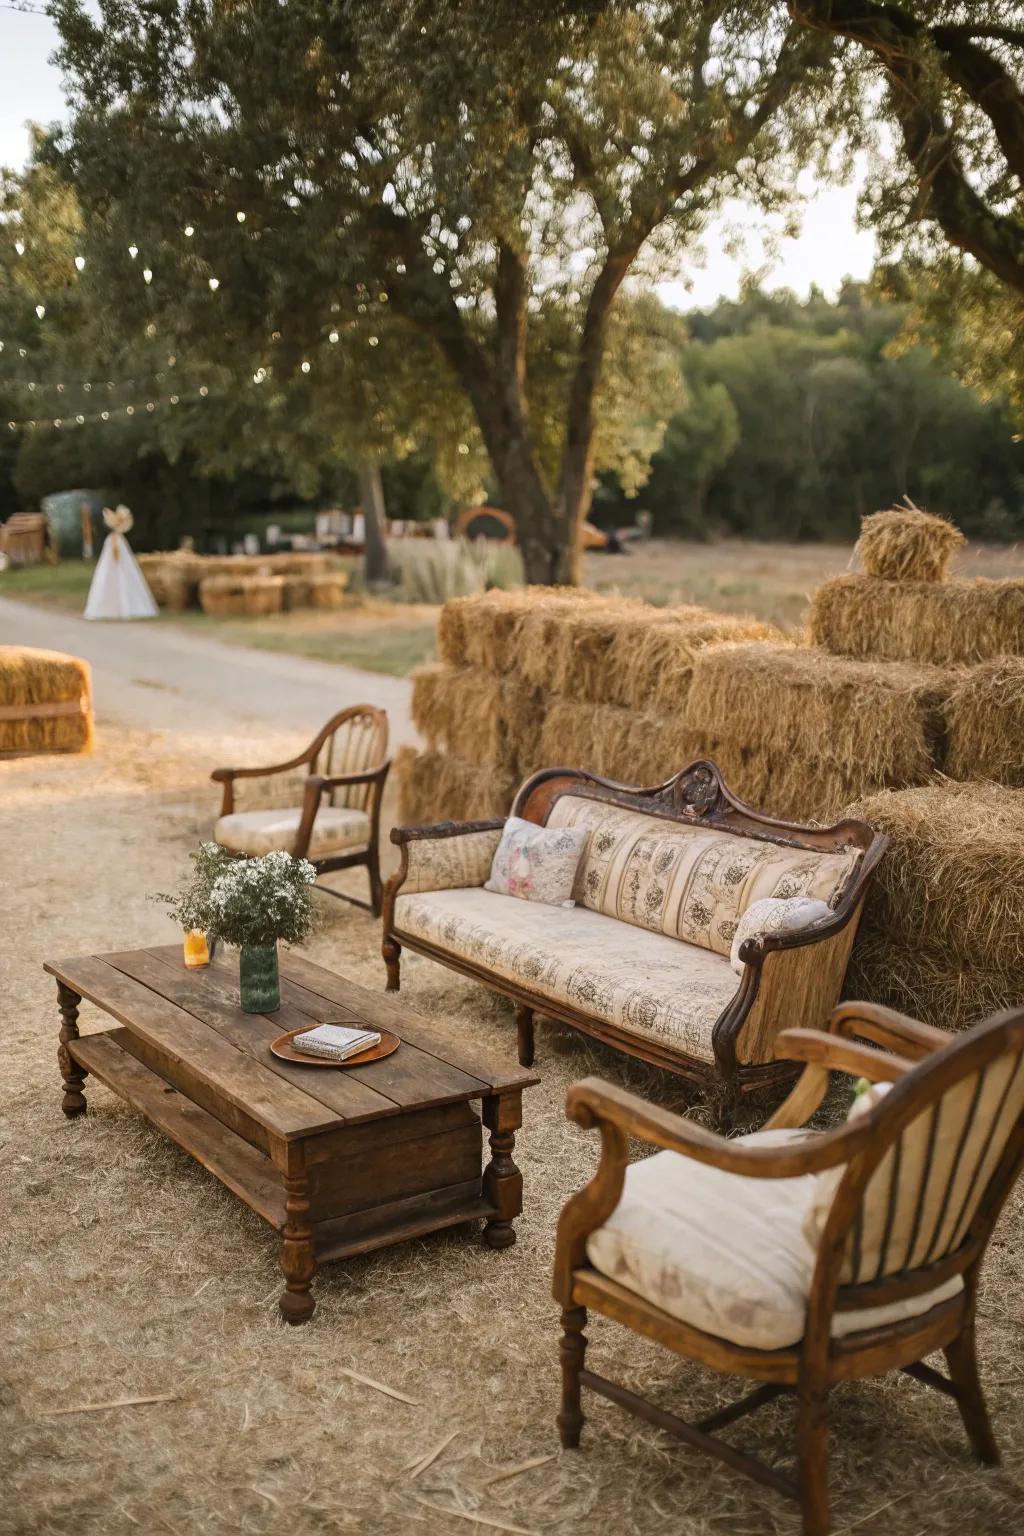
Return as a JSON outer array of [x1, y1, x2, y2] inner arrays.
[[292, 1023, 381, 1062]]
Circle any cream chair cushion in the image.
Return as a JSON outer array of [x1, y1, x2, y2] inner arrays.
[[586, 1128, 962, 1351], [546, 795, 859, 958], [214, 805, 370, 858], [393, 887, 740, 1062]]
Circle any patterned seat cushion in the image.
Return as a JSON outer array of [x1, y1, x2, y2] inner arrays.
[[214, 805, 370, 858], [587, 1129, 962, 1351], [546, 795, 860, 957], [393, 887, 740, 1062]]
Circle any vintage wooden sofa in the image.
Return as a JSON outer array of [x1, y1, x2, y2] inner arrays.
[[553, 1001, 1024, 1534], [382, 760, 886, 1095], [212, 704, 390, 914]]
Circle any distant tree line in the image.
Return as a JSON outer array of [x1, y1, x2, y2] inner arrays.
[[592, 282, 1024, 543]]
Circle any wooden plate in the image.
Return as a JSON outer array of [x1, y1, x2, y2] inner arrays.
[[270, 1024, 401, 1068]]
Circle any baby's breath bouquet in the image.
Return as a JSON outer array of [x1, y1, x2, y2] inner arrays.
[[156, 844, 317, 1012]]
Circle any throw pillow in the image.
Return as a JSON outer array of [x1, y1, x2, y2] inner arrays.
[[729, 895, 833, 975], [485, 816, 590, 907]]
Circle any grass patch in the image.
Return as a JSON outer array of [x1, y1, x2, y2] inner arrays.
[[0, 559, 94, 609], [179, 612, 437, 677]]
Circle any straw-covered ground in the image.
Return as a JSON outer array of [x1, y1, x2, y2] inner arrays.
[[3, 726, 1024, 1536]]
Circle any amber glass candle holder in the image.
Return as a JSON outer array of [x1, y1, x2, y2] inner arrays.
[[183, 929, 210, 969]]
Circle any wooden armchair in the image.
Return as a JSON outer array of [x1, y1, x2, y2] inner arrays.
[[211, 704, 390, 914], [553, 1001, 1024, 1535]]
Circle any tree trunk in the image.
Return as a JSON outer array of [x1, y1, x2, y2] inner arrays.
[[357, 462, 391, 588]]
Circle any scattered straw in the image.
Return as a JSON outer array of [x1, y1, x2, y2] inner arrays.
[[406, 1429, 459, 1479], [810, 573, 1024, 666], [42, 1393, 179, 1416], [335, 1367, 420, 1406], [0, 646, 94, 757], [855, 501, 965, 583], [480, 1454, 556, 1487], [413, 1499, 537, 1535], [945, 657, 1024, 786]]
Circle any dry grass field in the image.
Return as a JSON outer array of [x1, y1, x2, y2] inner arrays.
[[6, 536, 1024, 676], [3, 723, 1024, 1536]]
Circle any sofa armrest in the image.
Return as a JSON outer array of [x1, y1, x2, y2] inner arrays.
[[387, 820, 505, 898]]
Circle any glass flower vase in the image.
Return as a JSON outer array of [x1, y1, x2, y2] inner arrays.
[[239, 944, 280, 1014]]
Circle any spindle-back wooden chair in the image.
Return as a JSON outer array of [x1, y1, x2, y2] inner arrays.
[[554, 1001, 1024, 1534], [212, 704, 390, 913]]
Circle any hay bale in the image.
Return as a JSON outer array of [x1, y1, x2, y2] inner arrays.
[[945, 657, 1024, 786], [684, 642, 953, 822], [306, 572, 348, 609], [394, 745, 516, 825], [198, 574, 284, 617], [411, 665, 544, 775], [856, 502, 965, 582], [810, 573, 1024, 666], [0, 646, 94, 756], [537, 698, 696, 785], [437, 587, 601, 673], [847, 780, 1024, 976], [138, 553, 200, 610], [844, 932, 1020, 1032], [281, 576, 313, 611]]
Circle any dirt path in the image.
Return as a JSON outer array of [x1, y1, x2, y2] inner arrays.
[[0, 595, 416, 749]]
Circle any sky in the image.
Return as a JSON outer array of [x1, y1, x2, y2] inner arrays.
[[0, 5, 878, 310]]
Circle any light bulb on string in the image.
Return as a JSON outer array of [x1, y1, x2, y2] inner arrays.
[[301, 360, 311, 373], [143, 268, 153, 284], [74, 255, 85, 272], [368, 335, 379, 346], [170, 395, 179, 405], [76, 414, 84, 424], [53, 418, 62, 428], [35, 305, 45, 319], [329, 330, 339, 344], [146, 402, 155, 412], [126, 405, 135, 415], [101, 410, 109, 420], [128, 245, 138, 259], [14, 241, 25, 256], [199, 386, 209, 397], [236, 211, 246, 223], [208, 277, 220, 291]]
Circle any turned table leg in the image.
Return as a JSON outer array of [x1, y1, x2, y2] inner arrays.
[[57, 981, 88, 1118], [482, 1091, 523, 1250], [279, 1157, 317, 1325]]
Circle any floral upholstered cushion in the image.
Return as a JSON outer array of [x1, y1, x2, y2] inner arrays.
[[546, 795, 859, 957], [729, 896, 833, 976], [214, 805, 369, 858], [586, 1128, 962, 1351], [484, 816, 589, 907], [402, 825, 504, 895], [393, 887, 740, 1061]]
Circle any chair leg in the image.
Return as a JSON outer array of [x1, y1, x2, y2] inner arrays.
[[383, 935, 401, 992], [367, 848, 383, 917], [515, 1004, 535, 1068], [796, 1385, 830, 1536], [557, 1305, 587, 1449], [944, 1324, 1000, 1466]]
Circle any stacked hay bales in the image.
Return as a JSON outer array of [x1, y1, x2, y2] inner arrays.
[[399, 588, 778, 822], [138, 552, 345, 613], [845, 781, 1024, 1028], [810, 573, 1024, 666], [0, 647, 93, 756], [199, 574, 285, 616], [945, 658, 1024, 786], [684, 642, 954, 821]]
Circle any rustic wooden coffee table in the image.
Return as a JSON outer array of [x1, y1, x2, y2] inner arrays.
[[46, 945, 538, 1323]]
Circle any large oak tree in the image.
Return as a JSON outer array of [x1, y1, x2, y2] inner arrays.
[[49, 1, 841, 582]]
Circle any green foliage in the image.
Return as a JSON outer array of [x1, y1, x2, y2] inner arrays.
[[389, 538, 524, 604], [154, 844, 318, 950], [599, 283, 1023, 541]]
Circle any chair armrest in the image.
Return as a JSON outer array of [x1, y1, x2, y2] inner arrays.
[[386, 820, 506, 901], [566, 1076, 873, 1178], [314, 763, 389, 790], [829, 1001, 951, 1060], [763, 1025, 916, 1132], [211, 749, 315, 816]]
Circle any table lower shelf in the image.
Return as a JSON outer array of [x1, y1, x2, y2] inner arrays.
[[69, 1029, 497, 1261]]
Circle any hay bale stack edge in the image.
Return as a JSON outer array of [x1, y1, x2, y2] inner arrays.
[[0, 646, 94, 756], [855, 503, 965, 583]]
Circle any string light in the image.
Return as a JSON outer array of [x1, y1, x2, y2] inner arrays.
[[300, 360, 311, 373], [128, 244, 139, 259], [329, 329, 339, 343], [236, 211, 246, 223], [34, 304, 44, 319], [208, 277, 220, 291], [74, 255, 85, 271], [143, 268, 153, 284], [184, 225, 195, 237], [14, 241, 24, 256]]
